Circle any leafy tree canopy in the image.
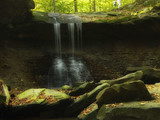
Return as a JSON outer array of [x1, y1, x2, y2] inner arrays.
[[33, 0, 135, 13]]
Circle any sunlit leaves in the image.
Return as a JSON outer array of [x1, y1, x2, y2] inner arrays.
[[33, 0, 135, 13]]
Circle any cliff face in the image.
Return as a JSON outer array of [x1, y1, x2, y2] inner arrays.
[[0, 0, 35, 24]]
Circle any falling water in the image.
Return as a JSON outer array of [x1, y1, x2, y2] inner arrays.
[[68, 23, 75, 56], [53, 17, 62, 57], [47, 14, 92, 88], [69, 57, 91, 82], [76, 23, 82, 50], [48, 58, 69, 88]]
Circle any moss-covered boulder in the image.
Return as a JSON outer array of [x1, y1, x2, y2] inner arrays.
[[0, 80, 10, 106], [97, 102, 160, 120], [100, 71, 143, 86], [126, 66, 152, 73], [69, 81, 97, 96], [65, 83, 109, 117], [62, 85, 72, 90], [96, 80, 152, 107], [127, 67, 160, 84], [0, 80, 5, 107], [17, 88, 45, 100], [8, 88, 72, 118], [78, 103, 98, 120]]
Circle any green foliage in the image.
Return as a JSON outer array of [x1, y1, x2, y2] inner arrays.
[[33, 0, 135, 13]]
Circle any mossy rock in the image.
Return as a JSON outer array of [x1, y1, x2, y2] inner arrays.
[[96, 80, 152, 107], [101, 71, 143, 86], [32, 11, 51, 23], [0, 80, 10, 105], [8, 88, 72, 118], [69, 81, 97, 96], [43, 89, 71, 100], [65, 83, 109, 117], [17, 88, 70, 105], [126, 66, 152, 73], [97, 102, 160, 120], [78, 103, 98, 120], [17, 88, 45, 100], [127, 67, 160, 84], [62, 85, 72, 90]]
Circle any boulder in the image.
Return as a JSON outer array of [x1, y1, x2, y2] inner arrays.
[[65, 83, 109, 117], [0, 80, 5, 107], [97, 102, 160, 120], [65, 93, 89, 117], [99, 71, 143, 86], [127, 67, 160, 84], [69, 81, 97, 96], [87, 83, 110, 102], [62, 85, 72, 90], [17, 88, 45, 100], [8, 88, 72, 118], [96, 80, 152, 107], [0, 80, 10, 106], [78, 103, 98, 120], [0, 0, 35, 24], [72, 82, 86, 88], [142, 68, 160, 84], [126, 66, 152, 73]]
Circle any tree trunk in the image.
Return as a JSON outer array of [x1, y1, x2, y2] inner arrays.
[[89, 0, 91, 12], [74, 0, 78, 12], [53, 0, 56, 13], [93, 0, 96, 12]]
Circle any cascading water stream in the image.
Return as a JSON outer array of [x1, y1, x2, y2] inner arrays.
[[47, 14, 92, 88], [48, 17, 68, 88], [53, 17, 62, 57], [76, 22, 82, 50], [68, 23, 75, 56]]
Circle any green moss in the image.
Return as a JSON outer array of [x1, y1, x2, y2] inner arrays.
[[32, 11, 50, 22], [94, 16, 139, 23], [43, 89, 70, 100], [17, 88, 45, 99], [62, 85, 72, 90]]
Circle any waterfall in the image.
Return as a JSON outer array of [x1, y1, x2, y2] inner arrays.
[[76, 23, 82, 50], [53, 19, 61, 57], [48, 58, 70, 88], [47, 14, 92, 88], [68, 23, 75, 56]]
